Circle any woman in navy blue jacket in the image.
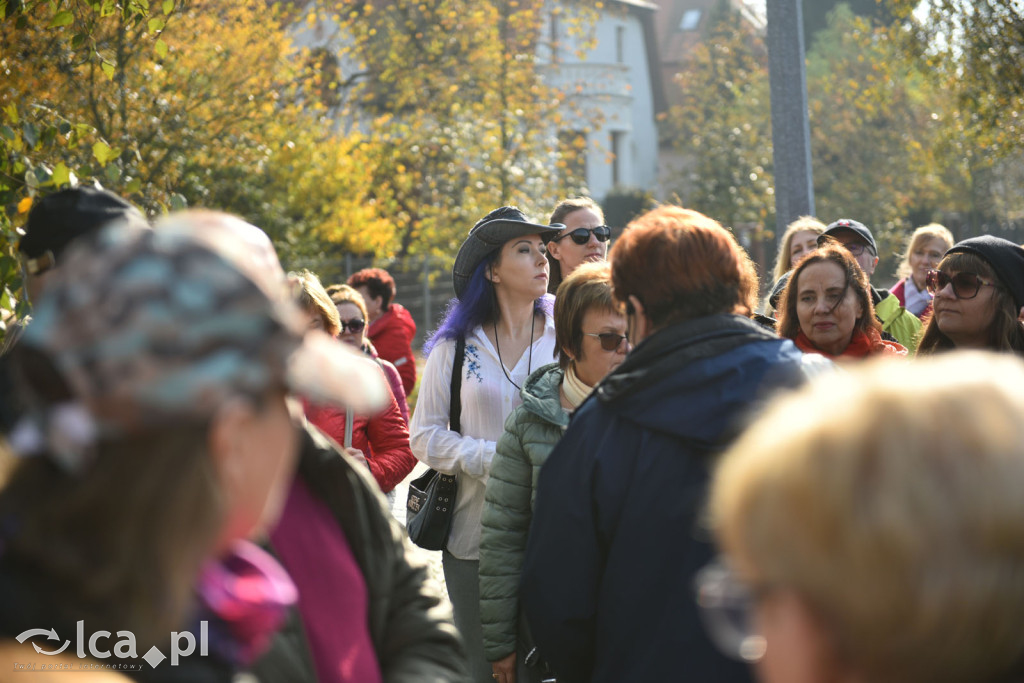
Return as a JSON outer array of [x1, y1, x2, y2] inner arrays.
[[520, 206, 812, 683]]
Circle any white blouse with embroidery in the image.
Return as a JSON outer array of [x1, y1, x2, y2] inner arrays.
[[409, 317, 557, 559]]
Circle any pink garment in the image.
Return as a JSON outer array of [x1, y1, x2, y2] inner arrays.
[[365, 342, 409, 425], [196, 541, 297, 667], [368, 303, 417, 396], [270, 479, 383, 683]]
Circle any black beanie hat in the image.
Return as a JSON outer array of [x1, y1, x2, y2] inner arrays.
[[18, 187, 145, 262], [945, 235, 1024, 309]]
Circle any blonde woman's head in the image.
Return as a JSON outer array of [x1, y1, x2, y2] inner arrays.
[[896, 223, 954, 287], [772, 216, 826, 282], [711, 352, 1024, 683]]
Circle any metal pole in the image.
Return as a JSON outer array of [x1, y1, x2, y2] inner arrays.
[[766, 0, 815, 237]]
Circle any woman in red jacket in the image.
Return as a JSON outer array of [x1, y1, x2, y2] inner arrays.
[[295, 272, 416, 497], [347, 268, 418, 397]]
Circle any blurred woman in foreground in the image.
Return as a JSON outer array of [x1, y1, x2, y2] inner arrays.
[[705, 352, 1024, 683], [0, 218, 377, 679]]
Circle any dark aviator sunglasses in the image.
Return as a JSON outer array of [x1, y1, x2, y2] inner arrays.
[[552, 225, 612, 246], [925, 270, 999, 300], [584, 331, 628, 351]]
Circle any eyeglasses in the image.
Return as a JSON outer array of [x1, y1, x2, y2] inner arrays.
[[339, 318, 365, 333], [551, 225, 611, 246], [838, 241, 873, 258], [584, 331, 628, 351], [925, 270, 999, 299], [694, 560, 769, 663]]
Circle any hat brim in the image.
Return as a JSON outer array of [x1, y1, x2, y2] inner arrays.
[[287, 332, 390, 414], [452, 219, 564, 298]]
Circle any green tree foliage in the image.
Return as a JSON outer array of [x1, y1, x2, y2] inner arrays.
[[805, 5, 953, 262], [663, 2, 1023, 281], [1, 0, 158, 343], [661, 0, 775, 233], [322, 0, 598, 260], [0, 0, 398, 345], [888, 0, 1024, 149], [887, 0, 1024, 234], [1, 0, 604, 346], [802, 0, 894, 46]]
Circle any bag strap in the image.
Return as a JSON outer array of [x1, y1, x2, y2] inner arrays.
[[449, 334, 465, 434]]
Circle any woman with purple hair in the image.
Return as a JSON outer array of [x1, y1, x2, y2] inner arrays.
[[410, 206, 562, 682]]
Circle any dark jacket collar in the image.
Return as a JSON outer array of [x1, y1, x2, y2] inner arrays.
[[596, 314, 778, 405]]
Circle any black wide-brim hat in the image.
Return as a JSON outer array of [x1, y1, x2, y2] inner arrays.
[[452, 207, 563, 298]]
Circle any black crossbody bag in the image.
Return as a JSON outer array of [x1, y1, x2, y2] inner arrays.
[[406, 335, 464, 551]]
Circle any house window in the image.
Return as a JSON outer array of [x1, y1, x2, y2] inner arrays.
[[611, 131, 625, 186], [679, 9, 701, 31], [615, 25, 625, 62]]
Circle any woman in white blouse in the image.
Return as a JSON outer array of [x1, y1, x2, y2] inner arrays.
[[410, 206, 563, 681]]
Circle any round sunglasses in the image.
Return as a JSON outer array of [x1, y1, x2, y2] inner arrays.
[[584, 331, 628, 351], [925, 270, 999, 300], [551, 225, 612, 246]]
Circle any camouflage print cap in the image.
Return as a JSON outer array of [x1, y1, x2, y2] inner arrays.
[[18, 216, 387, 442]]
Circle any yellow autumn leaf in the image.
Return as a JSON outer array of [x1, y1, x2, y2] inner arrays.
[[17, 196, 33, 214]]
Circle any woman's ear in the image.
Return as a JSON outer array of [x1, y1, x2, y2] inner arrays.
[[562, 345, 576, 363], [547, 239, 563, 262]]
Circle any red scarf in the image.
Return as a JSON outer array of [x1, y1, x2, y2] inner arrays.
[[794, 328, 907, 360]]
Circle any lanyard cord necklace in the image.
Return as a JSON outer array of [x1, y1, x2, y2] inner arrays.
[[493, 309, 535, 392]]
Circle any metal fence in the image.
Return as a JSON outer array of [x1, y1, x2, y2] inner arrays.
[[296, 253, 456, 351]]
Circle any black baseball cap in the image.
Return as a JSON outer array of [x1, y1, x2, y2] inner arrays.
[[18, 187, 147, 274], [818, 218, 877, 256]]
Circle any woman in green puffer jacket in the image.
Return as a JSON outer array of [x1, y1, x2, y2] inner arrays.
[[479, 262, 630, 683]]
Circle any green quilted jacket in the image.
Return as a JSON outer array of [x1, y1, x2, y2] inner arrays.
[[479, 363, 569, 662]]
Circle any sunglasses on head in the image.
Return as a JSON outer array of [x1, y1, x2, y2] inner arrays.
[[339, 318, 365, 333], [925, 270, 999, 300], [552, 225, 611, 246], [584, 331, 628, 351]]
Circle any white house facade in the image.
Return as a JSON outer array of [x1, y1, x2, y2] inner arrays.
[[539, 0, 665, 202]]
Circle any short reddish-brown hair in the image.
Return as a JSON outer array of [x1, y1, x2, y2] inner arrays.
[[347, 268, 396, 310], [610, 206, 757, 328]]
